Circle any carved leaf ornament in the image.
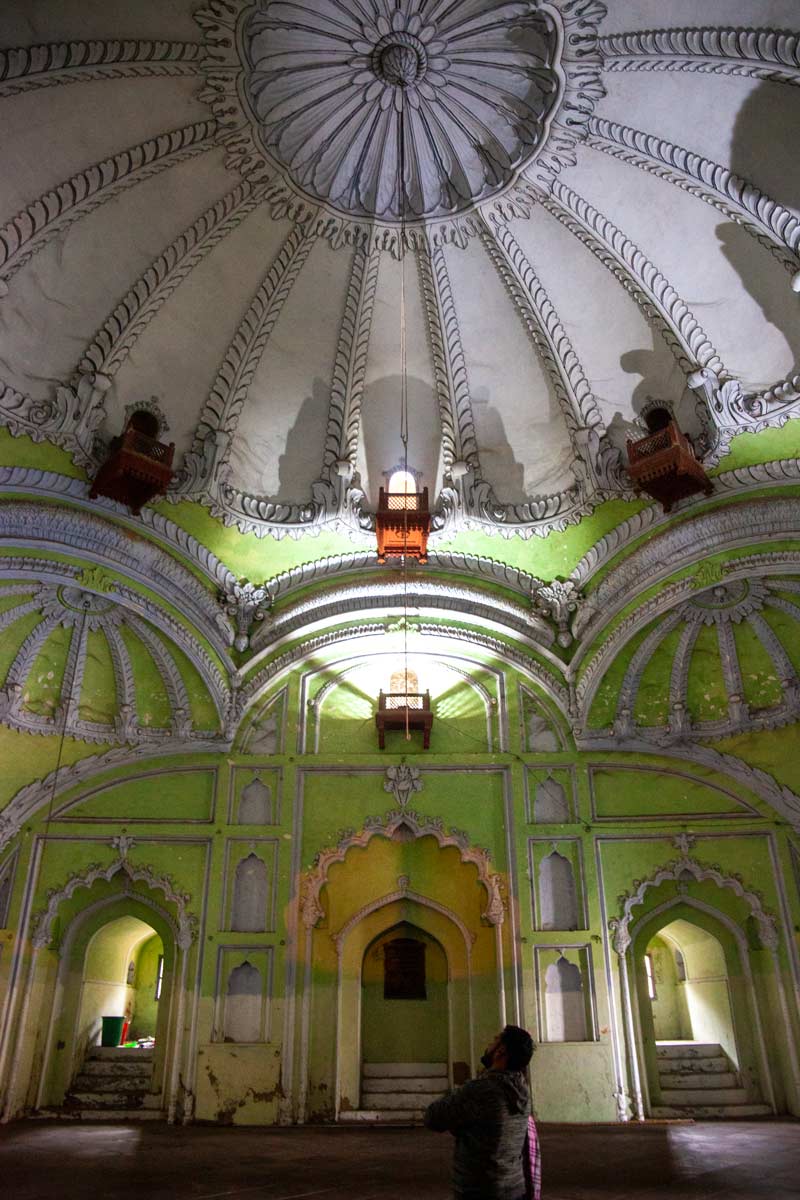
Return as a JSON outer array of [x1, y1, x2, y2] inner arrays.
[[240, 0, 563, 221]]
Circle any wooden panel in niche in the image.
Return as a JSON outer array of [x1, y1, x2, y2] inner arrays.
[[384, 937, 426, 1000]]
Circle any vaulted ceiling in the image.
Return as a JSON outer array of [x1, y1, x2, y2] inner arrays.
[[0, 1, 799, 761]]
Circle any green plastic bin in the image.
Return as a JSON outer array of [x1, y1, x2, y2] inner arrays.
[[101, 1015, 125, 1047]]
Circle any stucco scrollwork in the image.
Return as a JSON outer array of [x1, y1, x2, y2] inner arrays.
[[609, 850, 779, 956], [31, 843, 197, 951], [301, 809, 504, 930], [383, 764, 422, 809]]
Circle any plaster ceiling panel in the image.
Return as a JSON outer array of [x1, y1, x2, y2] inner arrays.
[[0, 0, 201, 43], [0, 76, 209, 215], [442, 237, 575, 502], [107, 203, 293, 460], [559, 148, 799, 390], [600, 0, 800, 31], [228, 238, 353, 503], [507, 205, 686, 433], [0, 150, 236, 396], [597, 72, 800, 227], [356, 252, 442, 507]]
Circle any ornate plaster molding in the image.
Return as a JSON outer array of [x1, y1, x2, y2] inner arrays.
[[608, 849, 779, 956], [0, 740, 227, 853], [586, 118, 800, 273], [383, 765, 422, 810], [0, 500, 233, 662], [194, 0, 605, 252], [79, 182, 268, 382], [530, 176, 725, 376], [597, 26, 800, 87], [0, 41, 205, 98], [0, 122, 216, 289], [31, 842, 196, 950], [0, 582, 224, 745], [299, 808, 504, 930]]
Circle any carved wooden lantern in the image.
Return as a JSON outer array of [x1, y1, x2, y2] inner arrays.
[[376, 485, 430, 563], [90, 410, 175, 515], [375, 688, 433, 749], [626, 408, 712, 513]]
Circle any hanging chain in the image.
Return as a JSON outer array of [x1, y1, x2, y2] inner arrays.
[[398, 102, 411, 740]]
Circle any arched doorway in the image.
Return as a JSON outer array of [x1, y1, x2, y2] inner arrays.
[[633, 905, 772, 1118], [360, 923, 449, 1119], [38, 896, 176, 1120]]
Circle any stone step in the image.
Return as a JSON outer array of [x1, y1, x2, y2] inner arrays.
[[362, 1077, 446, 1095], [87, 1047, 154, 1062], [362, 1063, 447, 1078], [658, 1071, 738, 1090], [76, 1060, 153, 1080], [358, 1092, 437, 1110], [651, 1103, 773, 1120], [66, 1091, 148, 1109], [660, 1086, 748, 1106], [339, 1109, 423, 1124], [36, 1106, 164, 1122], [655, 1042, 722, 1060], [72, 1074, 151, 1094], [657, 1056, 729, 1076]]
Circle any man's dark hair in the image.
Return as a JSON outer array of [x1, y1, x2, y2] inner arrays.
[[500, 1024, 534, 1070]]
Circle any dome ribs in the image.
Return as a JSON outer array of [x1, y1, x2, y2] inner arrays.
[[586, 117, 800, 273], [478, 220, 605, 498], [125, 615, 191, 731], [716, 620, 745, 713], [0, 40, 205, 99], [417, 245, 480, 474], [615, 609, 684, 724], [598, 26, 800, 88], [0, 121, 217, 289], [79, 180, 268, 380], [322, 244, 381, 478], [534, 177, 725, 376], [187, 223, 317, 485]]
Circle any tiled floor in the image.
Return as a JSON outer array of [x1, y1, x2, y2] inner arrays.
[[0, 1119, 797, 1199]]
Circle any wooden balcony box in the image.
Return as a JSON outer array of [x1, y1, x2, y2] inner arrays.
[[90, 417, 175, 515], [376, 487, 431, 563], [375, 690, 433, 749], [626, 419, 712, 513]]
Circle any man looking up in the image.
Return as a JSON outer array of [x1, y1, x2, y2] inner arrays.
[[424, 1025, 535, 1200]]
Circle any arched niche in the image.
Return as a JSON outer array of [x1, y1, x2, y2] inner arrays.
[[231, 854, 269, 932], [534, 777, 569, 823], [223, 961, 263, 1043], [238, 777, 273, 824], [544, 955, 588, 1042], [360, 922, 448, 1069], [35, 889, 178, 1117], [538, 850, 579, 931]]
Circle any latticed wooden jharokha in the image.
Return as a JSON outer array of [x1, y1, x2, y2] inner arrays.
[[626, 421, 712, 513]]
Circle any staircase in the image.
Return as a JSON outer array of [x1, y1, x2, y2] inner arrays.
[[650, 1041, 771, 1119], [54, 1047, 162, 1120], [339, 1062, 448, 1124]]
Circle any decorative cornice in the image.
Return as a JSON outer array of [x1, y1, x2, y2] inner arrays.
[[0, 122, 217, 288], [609, 848, 779, 955], [299, 808, 504, 930], [596, 26, 800, 87], [0, 40, 205, 98]]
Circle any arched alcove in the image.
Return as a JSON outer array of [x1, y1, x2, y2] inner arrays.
[[539, 850, 579, 930], [231, 855, 269, 932], [238, 777, 272, 824], [223, 961, 263, 1043], [545, 955, 588, 1042], [534, 777, 569, 823]]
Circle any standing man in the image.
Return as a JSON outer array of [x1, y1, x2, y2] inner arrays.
[[424, 1025, 536, 1200]]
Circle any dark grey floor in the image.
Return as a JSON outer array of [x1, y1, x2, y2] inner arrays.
[[0, 1120, 798, 1199]]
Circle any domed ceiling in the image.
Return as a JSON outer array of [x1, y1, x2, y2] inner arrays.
[[1, 0, 799, 543]]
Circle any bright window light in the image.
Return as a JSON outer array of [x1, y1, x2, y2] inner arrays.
[[644, 953, 657, 1001], [154, 953, 165, 1001], [388, 469, 416, 496]]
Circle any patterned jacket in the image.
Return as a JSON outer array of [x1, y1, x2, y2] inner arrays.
[[424, 1069, 530, 1200]]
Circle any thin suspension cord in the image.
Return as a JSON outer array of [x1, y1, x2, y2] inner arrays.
[[398, 103, 411, 740]]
